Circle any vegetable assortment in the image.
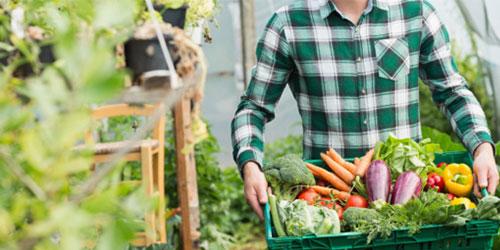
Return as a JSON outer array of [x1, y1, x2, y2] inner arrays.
[[265, 135, 500, 242]]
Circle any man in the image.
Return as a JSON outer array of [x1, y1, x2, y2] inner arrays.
[[231, 0, 498, 219]]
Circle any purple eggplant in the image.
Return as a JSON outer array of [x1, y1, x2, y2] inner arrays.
[[365, 160, 391, 202], [391, 171, 422, 205]]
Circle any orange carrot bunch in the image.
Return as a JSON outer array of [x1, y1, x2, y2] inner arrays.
[[304, 148, 374, 200]]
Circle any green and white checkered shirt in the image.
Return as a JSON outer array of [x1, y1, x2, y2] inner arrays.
[[231, 0, 494, 173]]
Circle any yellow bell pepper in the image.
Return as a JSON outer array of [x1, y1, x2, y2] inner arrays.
[[441, 163, 473, 197], [450, 197, 476, 209]]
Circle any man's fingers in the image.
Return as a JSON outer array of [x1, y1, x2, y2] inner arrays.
[[475, 164, 488, 188], [487, 168, 499, 195], [257, 185, 268, 204], [473, 176, 481, 198], [245, 187, 264, 220]]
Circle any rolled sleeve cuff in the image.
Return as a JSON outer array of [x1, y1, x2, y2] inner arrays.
[[237, 149, 264, 178], [464, 131, 496, 156]]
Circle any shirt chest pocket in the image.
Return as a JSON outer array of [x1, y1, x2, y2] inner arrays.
[[374, 38, 410, 81]]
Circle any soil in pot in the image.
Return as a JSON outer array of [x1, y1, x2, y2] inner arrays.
[[153, 5, 188, 29]]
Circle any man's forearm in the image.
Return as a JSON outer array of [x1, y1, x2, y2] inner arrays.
[[231, 100, 267, 175], [474, 142, 495, 159]]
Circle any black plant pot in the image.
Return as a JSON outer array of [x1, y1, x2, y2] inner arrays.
[[154, 5, 188, 29], [124, 35, 179, 82], [14, 44, 56, 77]]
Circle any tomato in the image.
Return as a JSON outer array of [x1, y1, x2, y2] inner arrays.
[[447, 193, 456, 201], [297, 188, 320, 205], [345, 195, 368, 209], [335, 204, 344, 220], [317, 197, 334, 209]]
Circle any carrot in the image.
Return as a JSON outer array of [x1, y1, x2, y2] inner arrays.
[[321, 152, 355, 185], [355, 149, 375, 177], [310, 185, 351, 201], [305, 163, 351, 192], [326, 148, 345, 165], [327, 148, 356, 174]]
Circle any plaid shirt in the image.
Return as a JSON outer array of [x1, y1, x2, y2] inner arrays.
[[231, 0, 494, 173]]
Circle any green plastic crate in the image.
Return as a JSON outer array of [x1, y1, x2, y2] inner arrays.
[[264, 151, 500, 250]]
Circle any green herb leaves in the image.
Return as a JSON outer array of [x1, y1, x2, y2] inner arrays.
[[344, 190, 464, 243]]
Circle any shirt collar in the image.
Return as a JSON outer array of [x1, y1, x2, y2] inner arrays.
[[319, 0, 388, 20]]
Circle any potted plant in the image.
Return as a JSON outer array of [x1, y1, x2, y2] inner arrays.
[[124, 26, 179, 84], [123, 0, 217, 85], [183, 0, 218, 43], [135, 0, 218, 42], [0, 5, 56, 77], [153, 0, 189, 29]]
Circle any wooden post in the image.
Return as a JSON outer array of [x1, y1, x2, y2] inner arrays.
[[174, 93, 200, 250], [240, 0, 257, 88]]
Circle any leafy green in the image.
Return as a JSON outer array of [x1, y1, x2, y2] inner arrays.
[[343, 190, 464, 243], [352, 176, 368, 199], [278, 199, 340, 236], [264, 134, 303, 163], [459, 196, 500, 221], [0, 1, 151, 249], [374, 135, 442, 181], [421, 126, 466, 151], [263, 154, 315, 201]]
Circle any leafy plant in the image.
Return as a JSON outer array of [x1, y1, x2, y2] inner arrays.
[[421, 126, 466, 152], [0, 1, 159, 249], [161, 118, 261, 249], [135, 0, 219, 41], [264, 134, 303, 162]]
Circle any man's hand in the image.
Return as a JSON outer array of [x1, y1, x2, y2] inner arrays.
[[473, 143, 499, 197], [243, 161, 268, 220]]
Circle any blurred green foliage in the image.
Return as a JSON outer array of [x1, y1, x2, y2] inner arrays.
[[421, 126, 466, 152], [102, 115, 262, 249], [162, 118, 261, 249], [0, 0, 160, 249], [264, 134, 303, 163]]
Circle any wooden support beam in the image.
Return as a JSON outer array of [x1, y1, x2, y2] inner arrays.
[[240, 0, 257, 88], [174, 94, 200, 250]]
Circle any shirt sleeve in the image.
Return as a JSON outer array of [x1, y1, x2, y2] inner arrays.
[[419, 0, 495, 155], [231, 12, 294, 175]]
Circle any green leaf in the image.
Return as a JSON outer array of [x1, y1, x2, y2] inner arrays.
[[93, 0, 137, 29], [421, 126, 466, 152], [496, 142, 500, 156]]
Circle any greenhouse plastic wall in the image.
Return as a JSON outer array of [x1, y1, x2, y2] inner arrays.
[[457, 0, 500, 138]]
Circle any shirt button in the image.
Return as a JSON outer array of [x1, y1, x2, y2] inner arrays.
[[356, 57, 361, 62], [361, 89, 366, 95], [363, 119, 368, 125]]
